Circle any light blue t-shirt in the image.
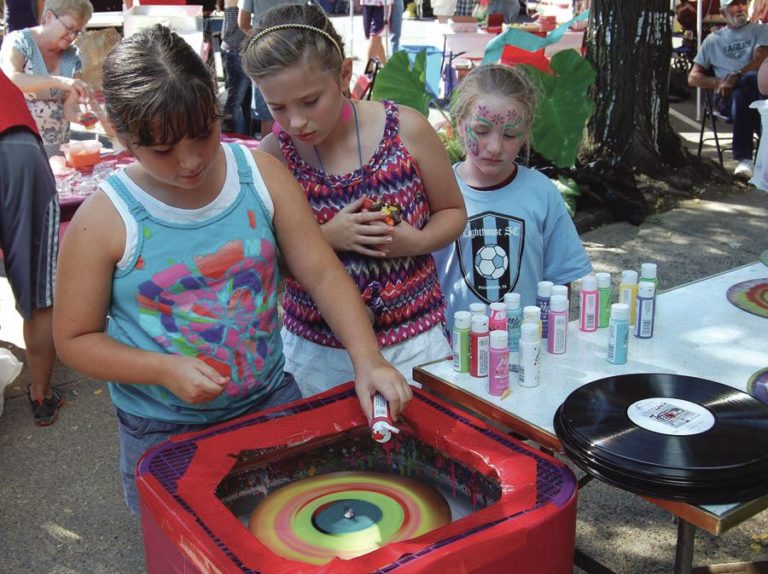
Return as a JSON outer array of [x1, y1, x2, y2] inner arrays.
[[433, 164, 592, 322], [694, 22, 768, 78]]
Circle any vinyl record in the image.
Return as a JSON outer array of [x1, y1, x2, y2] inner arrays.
[[554, 374, 768, 504], [726, 278, 768, 318]]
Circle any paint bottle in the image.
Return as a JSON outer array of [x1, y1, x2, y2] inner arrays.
[[579, 275, 598, 332], [371, 393, 400, 443], [634, 281, 656, 339], [504, 292, 523, 372], [488, 330, 510, 396], [595, 272, 612, 328], [523, 305, 542, 339], [469, 314, 489, 378], [452, 311, 471, 373], [536, 281, 554, 339], [547, 295, 568, 355], [489, 302, 507, 332], [618, 270, 639, 326], [518, 323, 541, 388], [469, 302, 487, 317], [547, 294, 569, 355], [552, 284, 568, 300], [640, 262, 659, 313], [607, 303, 629, 365], [639, 263, 659, 289]]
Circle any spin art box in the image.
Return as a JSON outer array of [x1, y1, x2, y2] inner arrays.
[[137, 384, 577, 573]]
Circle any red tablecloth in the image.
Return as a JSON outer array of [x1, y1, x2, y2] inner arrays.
[[58, 134, 261, 222]]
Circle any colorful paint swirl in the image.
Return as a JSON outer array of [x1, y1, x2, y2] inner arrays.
[[248, 471, 452, 565]]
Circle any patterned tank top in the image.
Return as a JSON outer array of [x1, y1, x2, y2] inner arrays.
[[278, 100, 446, 348]]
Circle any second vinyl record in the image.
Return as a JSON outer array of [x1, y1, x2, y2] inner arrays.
[[556, 373, 768, 474]]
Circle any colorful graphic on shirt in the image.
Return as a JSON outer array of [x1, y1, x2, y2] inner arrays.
[[456, 211, 525, 304], [136, 238, 277, 396]]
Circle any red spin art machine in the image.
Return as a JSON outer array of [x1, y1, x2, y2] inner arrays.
[[137, 384, 578, 573]]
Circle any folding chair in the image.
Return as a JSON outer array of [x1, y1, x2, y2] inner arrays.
[[351, 59, 381, 101], [697, 88, 761, 168], [697, 89, 726, 167]]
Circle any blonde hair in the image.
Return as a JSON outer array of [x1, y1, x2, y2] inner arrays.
[[451, 64, 539, 139], [241, 3, 345, 82], [44, 0, 93, 21]]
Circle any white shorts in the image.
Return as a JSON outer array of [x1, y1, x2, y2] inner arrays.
[[282, 325, 452, 398]]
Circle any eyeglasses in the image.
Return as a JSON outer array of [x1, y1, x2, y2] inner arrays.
[[51, 11, 84, 39]]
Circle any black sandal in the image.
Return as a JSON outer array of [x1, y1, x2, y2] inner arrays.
[[27, 386, 64, 427]]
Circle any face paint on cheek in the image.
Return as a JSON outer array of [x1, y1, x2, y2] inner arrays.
[[464, 127, 480, 156]]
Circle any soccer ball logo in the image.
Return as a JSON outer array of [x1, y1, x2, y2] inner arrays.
[[474, 244, 508, 280]]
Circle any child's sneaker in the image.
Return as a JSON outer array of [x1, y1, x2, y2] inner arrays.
[[27, 386, 63, 426]]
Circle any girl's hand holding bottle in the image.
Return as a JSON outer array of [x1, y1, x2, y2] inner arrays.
[[321, 196, 394, 256], [352, 354, 413, 423]]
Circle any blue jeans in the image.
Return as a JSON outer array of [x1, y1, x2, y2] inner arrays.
[[115, 372, 302, 515], [717, 71, 764, 161], [390, 0, 404, 54], [222, 50, 252, 135]]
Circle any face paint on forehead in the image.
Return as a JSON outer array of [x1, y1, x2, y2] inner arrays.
[[472, 103, 525, 130]]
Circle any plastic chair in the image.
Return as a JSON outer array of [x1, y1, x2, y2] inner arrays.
[[500, 44, 549, 72], [402, 45, 443, 97]]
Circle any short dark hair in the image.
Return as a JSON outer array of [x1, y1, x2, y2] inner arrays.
[[102, 24, 221, 147]]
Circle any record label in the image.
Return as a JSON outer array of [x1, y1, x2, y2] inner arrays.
[[626, 398, 714, 436]]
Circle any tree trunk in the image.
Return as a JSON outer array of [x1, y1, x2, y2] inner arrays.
[[584, 0, 686, 174]]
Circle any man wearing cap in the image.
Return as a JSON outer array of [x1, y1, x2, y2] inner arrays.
[[688, 0, 768, 179]]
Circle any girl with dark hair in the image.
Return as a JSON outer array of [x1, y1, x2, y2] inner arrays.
[[53, 24, 411, 515]]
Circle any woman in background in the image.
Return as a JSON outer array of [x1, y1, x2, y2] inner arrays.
[[0, 0, 94, 156]]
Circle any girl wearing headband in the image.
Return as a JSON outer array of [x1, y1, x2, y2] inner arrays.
[[241, 3, 467, 399], [53, 24, 411, 514]]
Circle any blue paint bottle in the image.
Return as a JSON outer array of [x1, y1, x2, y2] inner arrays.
[[607, 303, 629, 365], [634, 281, 656, 339]]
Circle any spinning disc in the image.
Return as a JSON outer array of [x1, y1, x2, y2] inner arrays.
[[726, 278, 768, 318], [248, 471, 451, 565]]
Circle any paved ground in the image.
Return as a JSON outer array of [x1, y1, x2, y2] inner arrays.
[[1, 15, 768, 574]]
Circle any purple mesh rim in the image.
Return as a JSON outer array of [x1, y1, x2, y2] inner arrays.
[[139, 387, 576, 573]]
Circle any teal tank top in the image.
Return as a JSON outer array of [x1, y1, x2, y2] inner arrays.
[[104, 144, 284, 424]]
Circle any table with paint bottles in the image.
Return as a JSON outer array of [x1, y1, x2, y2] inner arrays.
[[414, 261, 768, 574]]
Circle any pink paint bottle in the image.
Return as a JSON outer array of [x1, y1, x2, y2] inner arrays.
[[488, 330, 509, 396], [547, 294, 569, 354], [579, 275, 598, 332], [489, 302, 507, 332], [469, 315, 489, 379]]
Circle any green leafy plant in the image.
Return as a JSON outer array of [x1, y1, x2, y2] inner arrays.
[[370, 45, 595, 170], [523, 50, 596, 168], [370, 50, 432, 117]]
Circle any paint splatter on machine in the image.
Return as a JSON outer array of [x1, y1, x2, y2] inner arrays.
[[137, 384, 578, 573]]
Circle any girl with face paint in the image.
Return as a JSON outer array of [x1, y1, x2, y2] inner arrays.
[[432, 64, 592, 322]]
